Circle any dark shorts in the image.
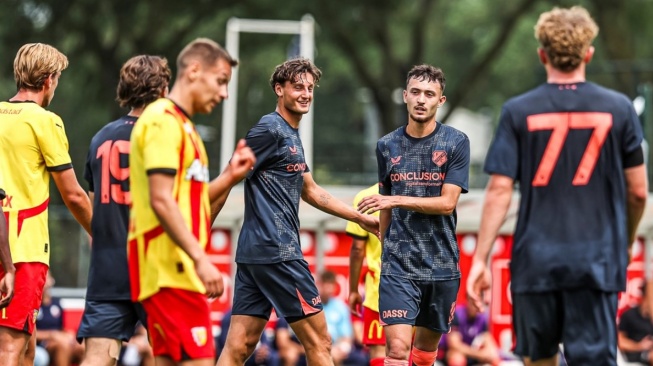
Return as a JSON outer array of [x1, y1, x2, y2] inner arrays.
[[379, 275, 459, 333], [512, 289, 618, 365], [232, 260, 322, 322], [77, 300, 147, 343]]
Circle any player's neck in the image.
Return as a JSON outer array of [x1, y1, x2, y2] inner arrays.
[[9, 89, 45, 107], [128, 107, 145, 117], [406, 119, 436, 138], [275, 106, 302, 129], [167, 88, 195, 117], [546, 64, 586, 84]]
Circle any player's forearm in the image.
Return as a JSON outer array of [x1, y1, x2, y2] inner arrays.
[[474, 177, 512, 263], [302, 184, 362, 223], [208, 171, 239, 223], [150, 195, 205, 262], [62, 189, 93, 235], [348, 240, 365, 292], [392, 195, 458, 215], [625, 165, 648, 246], [0, 212, 14, 274]]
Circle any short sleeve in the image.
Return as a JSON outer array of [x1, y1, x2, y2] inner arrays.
[[484, 106, 520, 180], [141, 116, 182, 174], [36, 114, 72, 172], [245, 124, 278, 177], [622, 103, 644, 155], [377, 143, 391, 196], [443, 134, 470, 193]]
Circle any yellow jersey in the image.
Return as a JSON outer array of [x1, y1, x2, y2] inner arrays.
[[128, 99, 211, 301], [0, 101, 73, 265], [346, 184, 381, 311]]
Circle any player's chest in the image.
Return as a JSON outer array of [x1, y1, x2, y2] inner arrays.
[[386, 141, 451, 174], [273, 134, 307, 173]]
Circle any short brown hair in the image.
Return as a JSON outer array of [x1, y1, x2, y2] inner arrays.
[[176, 38, 237, 77], [535, 6, 599, 72], [116, 55, 171, 109], [14, 43, 68, 91], [320, 271, 337, 284], [269, 57, 322, 92], [406, 64, 446, 92]]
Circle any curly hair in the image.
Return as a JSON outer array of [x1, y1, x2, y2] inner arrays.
[[116, 55, 171, 109], [535, 6, 599, 72], [14, 43, 68, 91], [269, 57, 322, 92], [406, 64, 446, 92]]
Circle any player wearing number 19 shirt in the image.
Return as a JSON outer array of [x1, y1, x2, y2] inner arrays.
[[77, 55, 171, 366], [467, 6, 648, 366]]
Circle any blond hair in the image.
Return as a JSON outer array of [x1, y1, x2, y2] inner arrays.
[[534, 6, 599, 72], [14, 43, 69, 91]]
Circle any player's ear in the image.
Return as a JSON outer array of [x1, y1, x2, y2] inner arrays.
[[187, 61, 201, 82], [438, 96, 447, 108], [403, 89, 408, 104], [537, 48, 548, 65], [584, 46, 595, 65], [274, 83, 283, 98]]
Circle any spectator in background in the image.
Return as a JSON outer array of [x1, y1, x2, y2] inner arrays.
[[319, 271, 368, 366], [35, 272, 84, 366], [119, 324, 154, 366], [218, 309, 280, 366], [274, 316, 305, 366], [618, 281, 653, 365], [444, 302, 500, 366]]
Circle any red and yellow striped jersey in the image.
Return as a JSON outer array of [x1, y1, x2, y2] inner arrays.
[[0, 101, 73, 265], [128, 99, 211, 301]]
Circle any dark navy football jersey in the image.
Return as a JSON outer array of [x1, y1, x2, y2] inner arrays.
[[484, 82, 644, 293], [377, 124, 470, 281], [236, 112, 310, 264], [83, 115, 136, 300]]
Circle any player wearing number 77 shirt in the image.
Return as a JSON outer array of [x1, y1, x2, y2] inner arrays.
[[467, 6, 648, 366], [77, 55, 172, 366]]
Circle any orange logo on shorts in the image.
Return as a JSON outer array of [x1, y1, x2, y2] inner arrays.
[[191, 326, 208, 347]]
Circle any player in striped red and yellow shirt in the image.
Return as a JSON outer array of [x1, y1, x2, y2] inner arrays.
[[128, 38, 255, 365]]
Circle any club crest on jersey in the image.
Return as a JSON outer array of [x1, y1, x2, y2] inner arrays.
[[186, 159, 209, 182], [390, 156, 402, 166], [289, 146, 298, 155], [432, 150, 447, 167], [191, 326, 208, 347]]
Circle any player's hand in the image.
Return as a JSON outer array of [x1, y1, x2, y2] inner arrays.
[[195, 256, 224, 299], [228, 139, 256, 181], [466, 257, 491, 313], [358, 214, 379, 238], [0, 271, 15, 308], [357, 194, 394, 214], [348, 291, 363, 317]]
